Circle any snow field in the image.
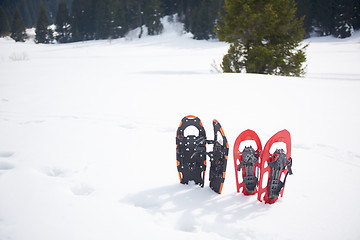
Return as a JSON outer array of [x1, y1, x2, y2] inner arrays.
[[1, 22, 360, 239]]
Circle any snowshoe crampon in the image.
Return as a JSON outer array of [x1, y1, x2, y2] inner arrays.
[[176, 115, 207, 187], [233, 129, 262, 195], [258, 130, 293, 204], [208, 120, 229, 194]]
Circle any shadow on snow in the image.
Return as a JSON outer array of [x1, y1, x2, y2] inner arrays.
[[121, 183, 271, 239]]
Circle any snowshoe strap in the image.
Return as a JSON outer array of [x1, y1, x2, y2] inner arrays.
[[237, 146, 259, 171], [287, 157, 293, 175], [268, 150, 293, 199]]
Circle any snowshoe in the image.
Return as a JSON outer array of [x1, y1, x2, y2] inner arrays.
[[233, 129, 262, 195], [208, 119, 229, 194], [258, 130, 293, 204], [176, 115, 207, 187]]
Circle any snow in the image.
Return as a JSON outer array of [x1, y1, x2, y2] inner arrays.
[[1, 20, 360, 240]]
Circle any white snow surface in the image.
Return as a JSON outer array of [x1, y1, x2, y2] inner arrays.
[[1, 20, 360, 240]]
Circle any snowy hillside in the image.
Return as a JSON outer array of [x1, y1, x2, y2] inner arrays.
[[1, 21, 360, 240]]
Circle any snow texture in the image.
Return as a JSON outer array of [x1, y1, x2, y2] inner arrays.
[[1, 20, 360, 240]]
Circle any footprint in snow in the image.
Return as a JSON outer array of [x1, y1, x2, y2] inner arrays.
[[0, 151, 14, 158], [20, 120, 46, 125], [0, 161, 15, 170], [44, 167, 67, 177], [71, 183, 95, 196], [0, 152, 15, 171], [119, 123, 136, 129]]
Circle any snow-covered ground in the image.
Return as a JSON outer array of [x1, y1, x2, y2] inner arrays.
[[1, 20, 360, 240]]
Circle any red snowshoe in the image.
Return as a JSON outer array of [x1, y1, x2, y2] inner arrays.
[[233, 129, 262, 195], [258, 130, 293, 204]]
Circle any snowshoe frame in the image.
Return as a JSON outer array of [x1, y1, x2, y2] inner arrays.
[[258, 129, 293, 204], [176, 115, 207, 187], [208, 119, 229, 194], [233, 129, 262, 195]]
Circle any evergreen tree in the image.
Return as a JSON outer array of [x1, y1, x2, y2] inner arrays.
[[217, 0, 307, 76], [112, 0, 129, 38], [333, 0, 354, 38], [93, 0, 113, 39], [181, 0, 224, 40], [0, 6, 10, 37], [71, 0, 95, 41], [185, 0, 210, 40], [126, 0, 145, 38], [313, 0, 336, 36], [18, 0, 33, 27], [35, 3, 54, 43], [55, 0, 72, 43], [353, 0, 360, 30], [144, 0, 163, 35], [10, 7, 27, 42], [294, 0, 314, 38]]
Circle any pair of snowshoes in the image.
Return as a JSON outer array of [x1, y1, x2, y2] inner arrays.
[[234, 129, 293, 204], [176, 115, 229, 194]]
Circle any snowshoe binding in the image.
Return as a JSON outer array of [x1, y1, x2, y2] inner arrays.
[[208, 120, 229, 194], [233, 130, 262, 195], [258, 130, 293, 204]]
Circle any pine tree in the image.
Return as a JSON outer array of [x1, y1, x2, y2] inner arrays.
[[19, 0, 33, 27], [126, 0, 146, 38], [313, 0, 336, 36], [333, 0, 354, 38], [0, 6, 10, 37], [354, 0, 360, 30], [112, 0, 129, 38], [55, 0, 72, 43], [35, 3, 54, 43], [188, 0, 212, 40], [93, 0, 112, 39], [178, 0, 224, 40], [217, 0, 307, 76], [71, 0, 95, 41], [10, 7, 27, 42], [144, 0, 163, 35], [294, 0, 314, 38]]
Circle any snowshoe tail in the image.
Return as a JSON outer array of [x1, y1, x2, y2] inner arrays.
[[209, 119, 229, 194], [233, 129, 262, 195], [258, 130, 293, 204], [176, 115, 207, 187]]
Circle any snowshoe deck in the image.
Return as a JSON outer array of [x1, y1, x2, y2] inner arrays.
[[233, 129, 262, 195], [258, 130, 293, 204], [176, 115, 207, 187], [208, 120, 229, 194]]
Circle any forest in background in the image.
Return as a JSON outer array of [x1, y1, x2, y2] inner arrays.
[[0, 0, 359, 41]]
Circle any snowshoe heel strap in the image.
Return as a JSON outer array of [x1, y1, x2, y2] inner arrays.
[[287, 157, 293, 175]]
